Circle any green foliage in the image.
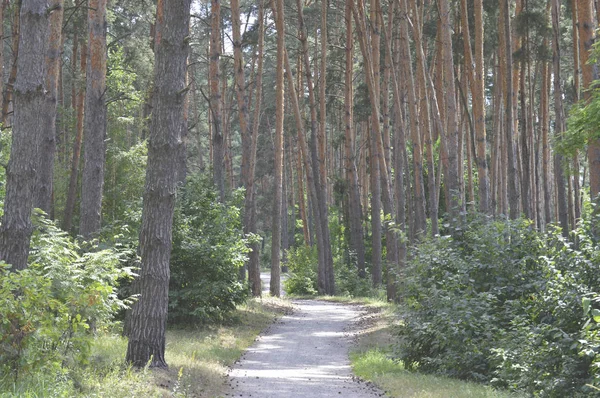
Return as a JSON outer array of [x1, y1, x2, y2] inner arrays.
[[169, 173, 249, 324], [283, 245, 319, 295], [0, 212, 134, 384], [396, 215, 600, 397]]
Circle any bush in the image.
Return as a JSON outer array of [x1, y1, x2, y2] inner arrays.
[[0, 212, 134, 383], [169, 174, 249, 324], [283, 245, 318, 295], [396, 215, 600, 397]]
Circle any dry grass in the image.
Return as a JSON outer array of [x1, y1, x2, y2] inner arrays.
[[0, 297, 292, 398]]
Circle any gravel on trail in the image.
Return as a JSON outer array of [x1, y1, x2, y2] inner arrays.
[[226, 299, 385, 397]]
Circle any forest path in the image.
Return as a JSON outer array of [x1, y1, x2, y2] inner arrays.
[[226, 281, 383, 397]]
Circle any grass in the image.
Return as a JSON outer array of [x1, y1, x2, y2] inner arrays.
[[348, 301, 521, 398], [0, 297, 292, 398]]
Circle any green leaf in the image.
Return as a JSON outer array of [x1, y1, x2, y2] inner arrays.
[[592, 309, 600, 323], [584, 297, 591, 316]]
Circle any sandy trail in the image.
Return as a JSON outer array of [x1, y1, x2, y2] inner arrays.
[[227, 275, 382, 397]]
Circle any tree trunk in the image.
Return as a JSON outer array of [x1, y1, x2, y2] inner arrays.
[[344, 0, 366, 277], [552, 0, 569, 235], [34, 0, 63, 215], [210, 0, 224, 201], [577, 0, 600, 200], [63, 41, 86, 233], [126, 0, 190, 368], [439, 0, 460, 221], [502, 0, 521, 219], [270, 0, 285, 298], [0, 0, 48, 271], [79, 0, 107, 239], [2, 0, 20, 126], [246, 0, 264, 297]]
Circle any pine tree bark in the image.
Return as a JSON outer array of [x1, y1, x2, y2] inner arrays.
[[439, 0, 460, 220], [34, 0, 63, 215], [344, 1, 366, 276], [126, 0, 190, 367], [78, 0, 108, 239], [577, 0, 600, 200], [245, 0, 264, 297], [63, 41, 86, 233], [210, 0, 224, 201], [2, 0, 21, 126], [0, 0, 48, 271], [552, 0, 569, 234], [502, 0, 521, 219]]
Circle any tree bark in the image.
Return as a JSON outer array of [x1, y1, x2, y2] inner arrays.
[[210, 0, 224, 201], [79, 0, 107, 239], [126, 0, 190, 368], [63, 41, 86, 233], [2, 0, 21, 126], [0, 0, 48, 271], [439, 0, 461, 220], [34, 0, 63, 215], [344, 1, 366, 276]]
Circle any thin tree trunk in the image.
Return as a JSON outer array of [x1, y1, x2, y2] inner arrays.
[[246, 0, 264, 297], [34, 0, 63, 215], [79, 0, 108, 239], [552, 0, 569, 234], [344, 1, 366, 276], [502, 0, 521, 219], [63, 41, 87, 232], [210, 0, 224, 201], [126, 0, 190, 368], [439, 0, 460, 221], [0, 0, 48, 271], [2, 0, 20, 126]]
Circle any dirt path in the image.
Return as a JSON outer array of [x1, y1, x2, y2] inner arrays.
[[226, 298, 383, 397]]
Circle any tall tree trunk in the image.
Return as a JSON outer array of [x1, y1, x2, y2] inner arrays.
[[79, 0, 107, 239], [2, 0, 20, 126], [34, 0, 63, 215], [439, 0, 460, 220], [0, 0, 48, 271], [270, 0, 285, 298], [210, 0, 224, 201], [63, 41, 87, 232], [502, 0, 521, 219], [231, 0, 250, 281], [246, 0, 264, 297], [577, 0, 600, 200], [541, 45, 552, 227], [126, 0, 190, 367], [552, 0, 569, 234], [344, 1, 366, 276]]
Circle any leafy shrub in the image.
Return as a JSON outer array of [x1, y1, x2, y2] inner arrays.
[[283, 245, 318, 295], [0, 212, 134, 383], [396, 215, 600, 396], [169, 174, 249, 324]]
